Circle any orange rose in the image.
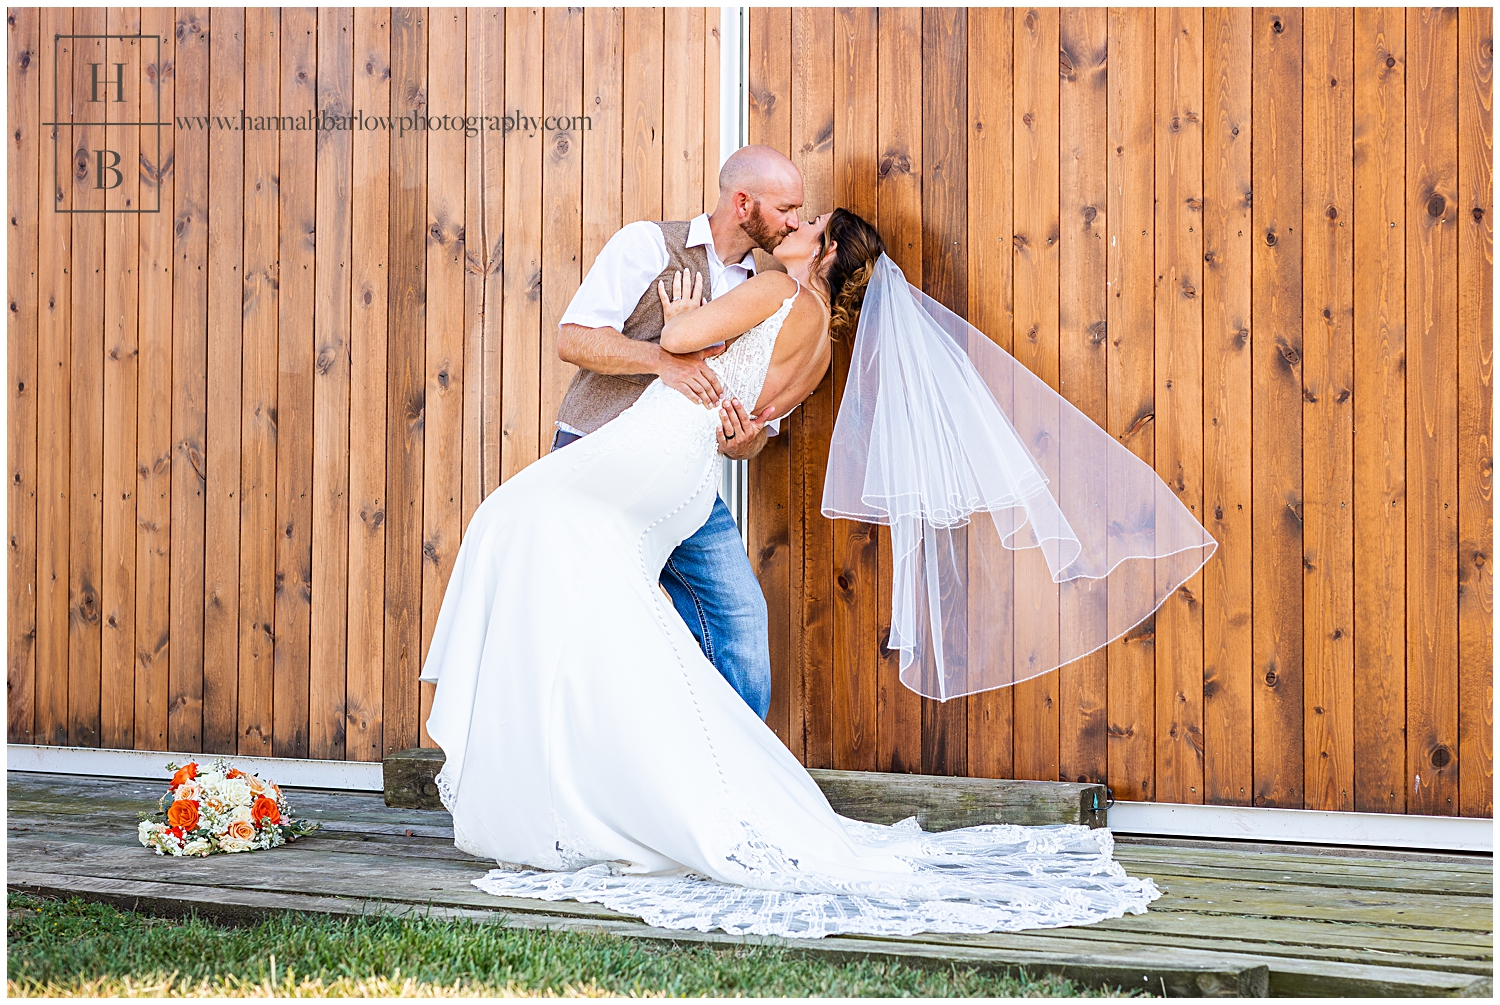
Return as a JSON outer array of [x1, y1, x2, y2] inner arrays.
[[226, 768, 246, 780], [171, 763, 198, 788], [166, 798, 200, 830], [251, 796, 281, 826], [226, 819, 256, 842]]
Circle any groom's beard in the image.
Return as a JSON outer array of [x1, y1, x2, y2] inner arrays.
[[744, 202, 791, 252]]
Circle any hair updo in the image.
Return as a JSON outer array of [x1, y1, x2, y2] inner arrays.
[[817, 208, 887, 341]]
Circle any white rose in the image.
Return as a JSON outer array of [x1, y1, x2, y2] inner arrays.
[[217, 834, 254, 853], [220, 778, 253, 808]]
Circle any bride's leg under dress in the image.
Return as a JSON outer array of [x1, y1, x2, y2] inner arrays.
[[422, 388, 1160, 939]]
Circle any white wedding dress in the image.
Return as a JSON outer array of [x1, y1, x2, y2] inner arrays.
[[420, 283, 1160, 939]]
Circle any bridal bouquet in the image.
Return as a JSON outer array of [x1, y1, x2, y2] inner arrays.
[[137, 759, 318, 856]]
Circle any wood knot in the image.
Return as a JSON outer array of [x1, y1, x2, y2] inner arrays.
[[1426, 194, 1446, 218], [878, 152, 911, 178], [315, 345, 339, 375], [1430, 745, 1452, 768]]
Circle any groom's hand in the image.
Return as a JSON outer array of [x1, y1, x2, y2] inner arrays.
[[717, 398, 774, 461], [657, 348, 725, 407]]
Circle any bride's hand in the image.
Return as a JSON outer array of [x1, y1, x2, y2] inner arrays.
[[717, 398, 776, 460], [658, 269, 704, 322]]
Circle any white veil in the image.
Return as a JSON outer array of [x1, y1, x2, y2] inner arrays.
[[822, 254, 1217, 701]]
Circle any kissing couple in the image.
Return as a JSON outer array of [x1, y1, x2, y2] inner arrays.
[[419, 145, 1215, 938]]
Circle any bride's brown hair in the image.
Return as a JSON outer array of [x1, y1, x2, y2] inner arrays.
[[817, 208, 886, 341]]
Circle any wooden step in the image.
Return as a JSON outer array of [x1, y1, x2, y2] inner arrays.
[[382, 746, 1108, 829], [11, 770, 1489, 998]]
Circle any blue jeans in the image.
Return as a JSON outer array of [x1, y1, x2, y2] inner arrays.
[[551, 428, 771, 719]]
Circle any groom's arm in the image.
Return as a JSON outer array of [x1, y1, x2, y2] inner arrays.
[[559, 325, 725, 407], [558, 221, 724, 406]]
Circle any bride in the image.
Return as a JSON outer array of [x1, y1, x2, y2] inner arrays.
[[420, 207, 1188, 939]]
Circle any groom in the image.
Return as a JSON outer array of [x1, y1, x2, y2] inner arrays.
[[552, 144, 805, 720]]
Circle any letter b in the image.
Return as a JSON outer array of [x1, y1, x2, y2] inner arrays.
[[94, 149, 123, 190]]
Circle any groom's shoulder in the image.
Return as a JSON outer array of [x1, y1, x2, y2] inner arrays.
[[612, 219, 667, 242], [594, 220, 669, 261]]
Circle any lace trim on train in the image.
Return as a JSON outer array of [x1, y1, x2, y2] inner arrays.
[[471, 818, 1160, 940]]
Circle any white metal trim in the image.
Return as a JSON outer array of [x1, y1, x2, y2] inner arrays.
[[719, 5, 744, 165], [1109, 799, 1493, 854], [718, 6, 751, 546], [7, 743, 384, 792]]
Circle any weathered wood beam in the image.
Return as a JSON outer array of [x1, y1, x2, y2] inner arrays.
[[809, 767, 1107, 829], [382, 747, 1108, 829]]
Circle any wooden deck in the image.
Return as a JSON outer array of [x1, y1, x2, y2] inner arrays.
[[6, 770, 1492, 998]]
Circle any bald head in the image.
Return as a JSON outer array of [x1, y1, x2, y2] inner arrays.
[[717, 144, 800, 199], [712, 145, 804, 255]]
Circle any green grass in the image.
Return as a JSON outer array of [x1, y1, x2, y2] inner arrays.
[[7, 893, 1147, 998]]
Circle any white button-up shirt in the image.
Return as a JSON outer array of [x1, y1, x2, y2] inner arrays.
[[558, 213, 788, 436]]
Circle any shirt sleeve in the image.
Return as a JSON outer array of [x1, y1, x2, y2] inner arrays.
[[558, 221, 669, 331], [763, 404, 795, 437]]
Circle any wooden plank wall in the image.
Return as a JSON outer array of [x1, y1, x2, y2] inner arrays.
[[6, 7, 1493, 820], [6, 6, 723, 760], [746, 6, 1493, 817]]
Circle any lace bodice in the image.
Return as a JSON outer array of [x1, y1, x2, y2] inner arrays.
[[703, 281, 800, 414]]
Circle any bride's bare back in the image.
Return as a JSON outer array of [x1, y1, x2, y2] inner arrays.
[[661, 270, 830, 420]]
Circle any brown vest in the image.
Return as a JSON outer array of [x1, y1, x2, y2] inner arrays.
[[555, 221, 714, 434]]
